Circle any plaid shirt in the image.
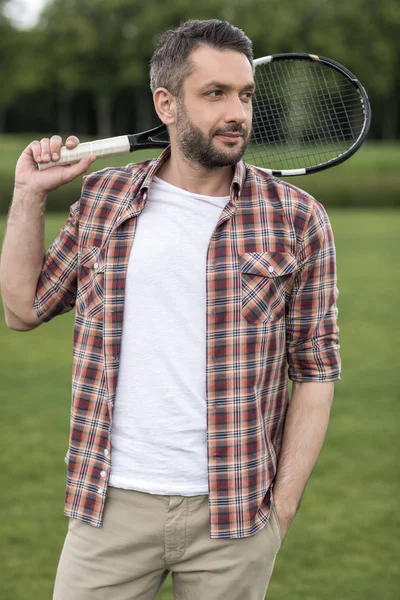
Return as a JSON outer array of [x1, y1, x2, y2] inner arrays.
[[34, 148, 340, 539]]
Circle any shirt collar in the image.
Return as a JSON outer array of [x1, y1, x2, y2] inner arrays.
[[139, 147, 171, 196], [139, 146, 247, 202]]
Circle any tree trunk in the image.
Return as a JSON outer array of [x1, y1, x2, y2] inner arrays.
[[75, 98, 90, 136], [382, 95, 400, 140], [381, 60, 400, 140], [0, 104, 6, 134], [135, 87, 154, 131], [95, 94, 113, 138], [115, 102, 128, 135], [58, 93, 73, 135]]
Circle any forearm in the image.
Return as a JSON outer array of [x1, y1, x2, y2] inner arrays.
[[1, 135, 94, 330], [0, 189, 46, 328], [273, 381, 334, 521]]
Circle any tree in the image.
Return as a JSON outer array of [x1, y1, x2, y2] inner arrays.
[[0, 3, 48, 133], [38, 0, 179, 136], [4, 0, 400, 139]]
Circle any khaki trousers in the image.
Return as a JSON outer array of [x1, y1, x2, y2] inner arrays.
[[53, 487, 282, 600]]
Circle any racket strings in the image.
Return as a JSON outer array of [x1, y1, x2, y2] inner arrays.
[[247, 59, 366, 170]]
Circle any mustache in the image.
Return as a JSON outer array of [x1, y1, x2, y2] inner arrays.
[[212, 125, 248, 137]]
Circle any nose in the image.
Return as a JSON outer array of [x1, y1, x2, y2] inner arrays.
[[224, 95, 249, 124]]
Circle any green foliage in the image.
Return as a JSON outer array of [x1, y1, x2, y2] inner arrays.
[[0, 0, 399, 138], [0, 210, 399, 599]]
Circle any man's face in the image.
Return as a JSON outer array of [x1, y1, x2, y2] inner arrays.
[[173, 46, 254, 169]]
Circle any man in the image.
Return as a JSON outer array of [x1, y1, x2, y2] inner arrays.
[[0, 19, 340, 600]]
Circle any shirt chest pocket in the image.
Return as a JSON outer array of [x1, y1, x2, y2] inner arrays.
[[76, 246, 105, 319], [240, 252, 298, 325]]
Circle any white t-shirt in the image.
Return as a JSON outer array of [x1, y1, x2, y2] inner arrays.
[[109, 176, 229, 495]]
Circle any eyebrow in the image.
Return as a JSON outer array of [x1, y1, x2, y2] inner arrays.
[[202, 81, 256, 92]]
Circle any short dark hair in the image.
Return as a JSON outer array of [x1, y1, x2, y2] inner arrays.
[[150, 19, 253, 96]]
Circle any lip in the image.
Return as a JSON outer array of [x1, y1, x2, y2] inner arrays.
[[215, 133, 243, 142]]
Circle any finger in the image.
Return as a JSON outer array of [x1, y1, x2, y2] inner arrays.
[[28, 140, 42, 163], [49, 135, 63, 162], [61, 154, 96, 184], [65, 136, 80, 149], [40, 138, 51, 163]]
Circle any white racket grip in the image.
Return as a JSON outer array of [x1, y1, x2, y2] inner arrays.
[[37, 135, 131, 171]]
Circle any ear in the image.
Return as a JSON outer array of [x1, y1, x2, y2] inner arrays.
[[153, 88, 177, 126]]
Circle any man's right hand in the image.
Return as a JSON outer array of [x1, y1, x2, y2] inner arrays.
[[14, 135, 96, 197]]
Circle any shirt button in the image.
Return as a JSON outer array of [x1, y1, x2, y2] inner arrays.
[[104, 449, 109, 457], [100, 470, 107, 478], [268, 266, 275, 273], [93, 262, 99, 270]]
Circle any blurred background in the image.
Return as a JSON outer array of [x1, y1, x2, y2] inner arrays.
[[0, 0, 399, 599]]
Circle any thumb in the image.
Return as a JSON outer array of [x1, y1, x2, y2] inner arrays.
[[60, 155, 97, 185]]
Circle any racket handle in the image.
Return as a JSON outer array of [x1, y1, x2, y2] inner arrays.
[[36, 135, 131, 171]]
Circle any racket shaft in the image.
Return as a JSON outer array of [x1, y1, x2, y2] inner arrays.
[[37, 135, 131, 171]]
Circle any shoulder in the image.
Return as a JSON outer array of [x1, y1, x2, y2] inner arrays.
[[245, 164, 331, 241], [75, 158, 156, 246], [82, 158, 155, 195]]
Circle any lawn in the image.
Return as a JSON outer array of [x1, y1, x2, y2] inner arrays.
[[1, 134, 399, 173], [0, 133, 160, 175], [1, 136, 400, 212], [0, 210, 399, 599]]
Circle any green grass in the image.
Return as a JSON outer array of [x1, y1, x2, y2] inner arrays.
[[0, 133, 159, 175], [0, 133, 161, 215], [1, 134, 399, 173], [1, 136, 400, 213], [0, 210, 399, 599]]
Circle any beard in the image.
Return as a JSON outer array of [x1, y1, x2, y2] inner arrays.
[[175, 100, 250, 169]]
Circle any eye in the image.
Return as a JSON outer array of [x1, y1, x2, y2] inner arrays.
[[207, 89, 224, 98], [240, 91, 254, 102]]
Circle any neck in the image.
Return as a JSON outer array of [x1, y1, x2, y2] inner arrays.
[[156, 145, 235, 197]]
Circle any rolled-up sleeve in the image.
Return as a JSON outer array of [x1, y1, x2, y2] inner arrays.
[[34, 202, 79, 323], [286, 201, 341, 382]]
